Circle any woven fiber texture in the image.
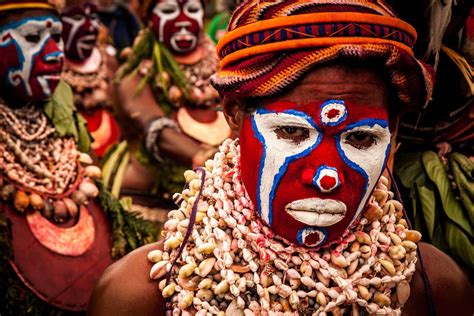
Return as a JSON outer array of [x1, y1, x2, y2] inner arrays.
[[211, 0, 434, 110]]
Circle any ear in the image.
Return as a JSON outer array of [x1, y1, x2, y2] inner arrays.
[[223, 98, 245, 131]]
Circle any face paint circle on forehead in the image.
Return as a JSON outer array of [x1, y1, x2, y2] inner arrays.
[[320, 99, 347, 126], [61, 3, 100, 61], [240, 99, 391, 248], [152, 0, 203, 55], [0, 16, 64, 102]]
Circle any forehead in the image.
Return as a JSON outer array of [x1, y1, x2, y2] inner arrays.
[[261, 64, 389, 110], [0, 10, 59, 28], [0, 15, 60, 32]]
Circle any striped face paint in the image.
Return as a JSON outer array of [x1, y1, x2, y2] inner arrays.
[[61, 3, 100, 61], [0, 16, 64, 102], [152, 0, 203, 55], [240, 99, 391, 248]]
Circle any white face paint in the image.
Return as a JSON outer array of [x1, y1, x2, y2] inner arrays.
[[251, 109, 321, 225], [61, 4, 100, 60], [0, 16, 63, 98], [152, 0, 203, 54], [338, 122, 391, 226]]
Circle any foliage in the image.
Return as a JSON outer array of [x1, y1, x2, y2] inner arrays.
[[43, 80, 91, 153], [394, 150, 474, 268], [115, 28, 190, 116], [95, 180, 159, 259]]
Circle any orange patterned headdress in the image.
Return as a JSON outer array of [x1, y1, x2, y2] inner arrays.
[[211, 0, 434, 109], [0, 0, 57, 12]]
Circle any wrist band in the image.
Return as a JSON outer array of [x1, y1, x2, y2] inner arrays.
[[145, 117, 180, 162]]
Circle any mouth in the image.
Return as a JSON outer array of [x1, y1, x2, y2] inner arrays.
[[79, 35, 97, 47], [285, 198, 346, 227]]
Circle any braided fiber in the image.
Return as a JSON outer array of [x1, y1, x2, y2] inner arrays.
[[0, 0, 57, 13], [211, 0, 434, 110]]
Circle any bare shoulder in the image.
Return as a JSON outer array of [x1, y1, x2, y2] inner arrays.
[[403, 242, 473, 315], [87, 242, 164, 316]]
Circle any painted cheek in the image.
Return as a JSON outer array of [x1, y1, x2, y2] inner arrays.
[[29, 37, 63, 100], [0, 40, 22, 88], [240, 116, 262, 211], [270, 137, 366, 247]]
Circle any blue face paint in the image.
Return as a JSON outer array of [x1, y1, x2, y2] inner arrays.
[[0, 15, 63, 101]]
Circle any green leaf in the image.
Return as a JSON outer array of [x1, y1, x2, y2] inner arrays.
[[153, 41, 168, 98], [111, 151, 130, 198], [432, 225, 449, 253], [449, 152, 474, 179], [449, 157, 474, 225], [160, 44, 191, 98], [394, 151, 427, 188], [422, 151, 473, 238], [445, 221, 474, 268], [416, 181, 437, 240], [43, 80, 78, 139], [74, 112, 91, 153], [102, 141, 128, 190]]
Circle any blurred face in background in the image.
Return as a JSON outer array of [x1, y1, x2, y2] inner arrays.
[[61, 2, 100, 61], [151, 0, 204, 55], [0, 10, 64, 103]]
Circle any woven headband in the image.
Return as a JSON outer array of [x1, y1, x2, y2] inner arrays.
[[0, 2, 57, 13], [216, 12, 417, 67]]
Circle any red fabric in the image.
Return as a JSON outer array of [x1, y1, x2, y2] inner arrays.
[[81, 108, 121, 158], [4, 201, 114, 311]]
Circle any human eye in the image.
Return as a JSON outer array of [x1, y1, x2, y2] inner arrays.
[[274, 126, 310, 144], [186, 3, 201, 13], [51, 32, 62, 43], [344, 130, 378, 150], [159, 4, 178, 14], [24, 32, 40, 43]]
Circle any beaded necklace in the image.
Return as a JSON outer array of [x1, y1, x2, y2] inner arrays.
[[0, 103, 101, 223], [149, 139, 420, 315]]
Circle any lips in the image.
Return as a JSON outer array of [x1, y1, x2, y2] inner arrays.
[[285, 198, 347, 227]]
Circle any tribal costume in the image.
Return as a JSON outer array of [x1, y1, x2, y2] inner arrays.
[[0, 2, 156, 314], [104, 0, 232, 221], [149, 0, 437, 314]]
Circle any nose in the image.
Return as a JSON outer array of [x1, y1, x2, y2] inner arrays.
[[303, 165, 340, 193]]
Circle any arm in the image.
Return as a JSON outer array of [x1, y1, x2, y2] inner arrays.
[[114, 74, 202, 165], [88, 242, 164, 316], [403, 242, 474, 315]]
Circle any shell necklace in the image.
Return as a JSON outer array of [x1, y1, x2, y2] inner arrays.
[[149, 139, 420, 315]]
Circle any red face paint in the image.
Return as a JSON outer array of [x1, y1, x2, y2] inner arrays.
[[0, 16, 64, 102], [151, 0, 203, 55], [240, 99, 391, 248], [61, 3, 100, 61]]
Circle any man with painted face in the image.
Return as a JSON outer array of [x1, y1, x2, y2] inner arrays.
[[60, 0, 121, 158], [0, 1, 156, 314], [105, 0, 231, 221], [89, 0, 473, 315]]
